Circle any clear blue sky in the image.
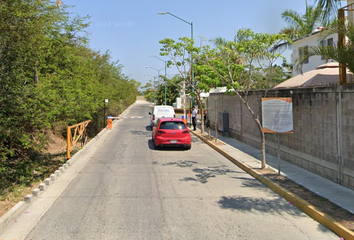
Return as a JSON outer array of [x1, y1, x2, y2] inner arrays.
[[69, 0, 308, 87]]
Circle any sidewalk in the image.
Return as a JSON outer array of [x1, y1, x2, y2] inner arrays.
[[191, 121, 354, 215]]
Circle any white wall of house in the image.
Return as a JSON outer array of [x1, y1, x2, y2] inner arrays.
[[176, 97, 182, 109], [292, 31, 338, 76]]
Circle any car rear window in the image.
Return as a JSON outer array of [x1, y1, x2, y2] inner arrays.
[[159, 121, 186, 130], [156, 108, 173, 113]]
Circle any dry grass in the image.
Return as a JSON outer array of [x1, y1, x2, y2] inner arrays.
[[256, 167, 354, 231], [0, 131, 73, 219], [0, 182, 42, 218]]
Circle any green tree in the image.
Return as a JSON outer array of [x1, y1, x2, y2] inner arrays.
[[0, 0, 138, 193], [275, 1, 330, 52], [281, 1, 327, 39], [315, 0, 343, 22], [252, 64, 292, 89], [198, 29, 291, 169], [142, 82, 155, 102], [165, 75, 184, 106], [159, 37, 218, 133], [0, 0, 88, 159]]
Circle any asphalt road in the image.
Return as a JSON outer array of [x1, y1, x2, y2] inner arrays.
[[2, 101, 339, 240]]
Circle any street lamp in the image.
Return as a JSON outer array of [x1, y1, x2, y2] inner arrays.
[[146, 66, 164, 104], [157, 11, 194, 122], [157, 12, 193, 40], [150, 55, 170, 106]]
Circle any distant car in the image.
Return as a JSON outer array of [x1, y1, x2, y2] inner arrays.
[[149, 105, 175, 126], [152, 118, 191, 150]]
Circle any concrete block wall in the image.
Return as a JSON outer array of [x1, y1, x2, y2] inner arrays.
[[208, 93, 263, 149], [207, 86, 354, 189], [341, 90, 354, 186]]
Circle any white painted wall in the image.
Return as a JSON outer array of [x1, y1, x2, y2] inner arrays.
[[292, 31, 338, 76], [176, 97, 182, 109]]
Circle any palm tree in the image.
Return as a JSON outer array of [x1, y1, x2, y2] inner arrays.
[[211, 37, 246, 87], [315, 0, 354, 23], [212, 37, 245, 64], [315, 0, 342, 20], [280, 1, 328, 42], [274, 1, 329, 52]]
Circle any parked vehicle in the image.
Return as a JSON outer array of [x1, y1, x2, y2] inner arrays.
[[152, 118, 191, 150], [149, 105, 175, 126]]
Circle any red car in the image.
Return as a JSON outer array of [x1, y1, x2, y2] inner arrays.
[[152, 118, 191, 150]]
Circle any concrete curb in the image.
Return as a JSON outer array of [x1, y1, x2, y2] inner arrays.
[[0, 159, 72, 235], [0, 201, 27, 234], [191, 130, 354, 240], [0, 104, 135, 236]]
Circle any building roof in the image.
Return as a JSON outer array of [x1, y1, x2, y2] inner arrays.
[[292, 27, 326, 44], [274, 63, 353, 89]]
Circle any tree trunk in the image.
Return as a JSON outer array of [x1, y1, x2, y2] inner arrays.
[[33, 66, 39, 84], [235, 91, 266, 169], [255, 119, 266, 169], [215, 98, 218, 142], [197, 97, 204, 134]]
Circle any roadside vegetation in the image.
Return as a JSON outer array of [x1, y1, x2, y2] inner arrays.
[[2, 0, 353, 223], [141, 0, 353, 170], [0, 0, 139, 197], [156, 31, 291, 168]]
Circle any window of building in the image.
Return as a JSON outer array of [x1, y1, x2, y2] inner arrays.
[[327, 38, 333, 46], [320, 38, 334, 60], [299, 45, 309, 64]]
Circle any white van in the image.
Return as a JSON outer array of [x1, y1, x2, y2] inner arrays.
[[149, 105, 175, 126]]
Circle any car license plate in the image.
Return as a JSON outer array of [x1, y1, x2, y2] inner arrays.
[[170, 140, 177, 144]]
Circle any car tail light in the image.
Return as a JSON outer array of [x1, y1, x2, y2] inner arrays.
[[157, 130, 166, 134], [181, 130, 189, 134], [152, 115, 155, 121], [174, 114, 176, 117]]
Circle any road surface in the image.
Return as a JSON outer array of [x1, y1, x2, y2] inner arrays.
[[1, 101, 339, 240]]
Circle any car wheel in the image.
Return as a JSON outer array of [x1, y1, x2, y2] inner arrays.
[[185, 144, 191, 150], [153, 140, 159, 150]]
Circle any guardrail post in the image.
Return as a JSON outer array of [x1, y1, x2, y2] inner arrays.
[[107, 117, 113, 130], [67, 127, 71, 159], [66, 120, 91, 159]]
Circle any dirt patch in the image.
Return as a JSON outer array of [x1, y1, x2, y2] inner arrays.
[[0, 131, 71, 219], [0, 182, 42, 217], [200, 135, 225, 145], [44, 130, 67, 154], [255, 168, 354, 232]]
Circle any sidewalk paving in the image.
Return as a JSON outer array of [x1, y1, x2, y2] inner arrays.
[[190, 121, 354, 215]]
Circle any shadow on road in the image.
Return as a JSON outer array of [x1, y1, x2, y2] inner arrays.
[[148, 139, 154, 150], [217, 195, 303, 216], [130, 130, 151, 137], [162, 163, 240, 184], [231, 176, 265, 189], [163, 160, 198, 167], [184, 165, 239, 184]]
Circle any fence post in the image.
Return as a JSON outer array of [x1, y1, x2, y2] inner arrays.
[[67, 127, 71, 159]]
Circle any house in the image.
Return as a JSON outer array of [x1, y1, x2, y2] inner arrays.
[[292, 29, 337, 76], [292, 0, 354, 76]]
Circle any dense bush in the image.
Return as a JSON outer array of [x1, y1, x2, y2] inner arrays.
[[0, 0, 138, 192]]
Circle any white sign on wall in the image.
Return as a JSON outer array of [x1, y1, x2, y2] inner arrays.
[[262, 98, 293, 134]]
